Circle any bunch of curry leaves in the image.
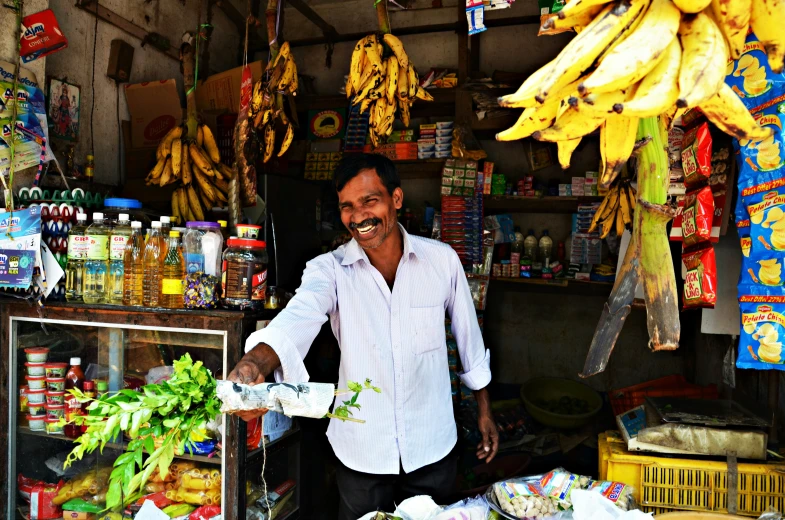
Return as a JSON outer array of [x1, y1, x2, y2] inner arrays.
[[328, 379, 381, 422], [63, 354, 221, 509]]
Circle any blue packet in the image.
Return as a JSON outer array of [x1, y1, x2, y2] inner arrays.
[[737, 286, 785, 370], [725, 33, 785, 113]]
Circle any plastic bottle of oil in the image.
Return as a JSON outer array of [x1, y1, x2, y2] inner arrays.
[[122, 221, 144, 306], [65, 213, 89, 302], [143, 221, 164, 307], [83, 212, 110, 304], [161, 230, 185, 309], [107, 213, 131, 305]]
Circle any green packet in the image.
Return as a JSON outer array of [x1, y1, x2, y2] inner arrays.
[[538, 0, 566, 14], [62, 498, 104, 513]]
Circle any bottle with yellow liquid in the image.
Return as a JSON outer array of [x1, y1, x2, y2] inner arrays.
[[123, 221, 144, 306], [161, 230, 185, 309], [143, 221, 164, 307], [107, 213, 131, 305]]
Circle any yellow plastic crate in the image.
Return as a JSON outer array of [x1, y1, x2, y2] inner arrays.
[[599, 432, 785, 516]]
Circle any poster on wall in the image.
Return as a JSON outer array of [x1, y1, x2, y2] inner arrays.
[[308, 108, 345, 140], [48, 78, 80, 141]]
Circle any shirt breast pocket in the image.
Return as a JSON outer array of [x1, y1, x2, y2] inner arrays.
[[410, 304, 445, 355]]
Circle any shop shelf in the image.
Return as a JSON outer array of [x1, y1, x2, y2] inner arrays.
[[246, 426, 301, 465], [18, 425, 222, 465], [490, 276, 614, 296], [599, 431, 785, 516], [484, 195, 604, 214]]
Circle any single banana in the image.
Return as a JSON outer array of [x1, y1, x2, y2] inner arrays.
[[557, 138, 582, 169], [407, 65, 417, 100], [198, 187, 213, 210], [600, 115, 639, 188], [363, 35, 384, 74], [627, 184, 637, 211], [171, 138, 182, 179], [711, 0, 751, 59], [277, 57, 297, 92], [556, 0, 612, 21], [698, 83, 775, 141], [677, 12, 728, 108], [160, 156, 173, 186], [148, 155, 167, 181], [178, 187, 190, 220], [383, 33, 410, 70], [536, 0, 649, 103], [181, 140, 192, 185], [251, 79, 264, 113], [263, 124, 275, 163], [579, 0, 680, 96], [532, 105, 608, 142], [213, 187, 228, 204], [267, 41, 290, 71], [197, 125, 204, 148], [354, 74, 384, 105], [672, 0, 711, 13], [217, 163, 235, 180], [415, 86, 434, 101], [157, 125, 182, 160], [349, 40, 366, 93], [186, 185, 205, 221], [400, 100, 411, 127], [542, 5, 604, 32], [614, 203, 625, 237], [189, 144, 216, 177], [200, 124, 221, 163], [751, 0, 785, 73], [397, 62, 409, 100], [278, 123, 294, 157], [573, 86, 634, 115], [386, 56, 399, 104], [496, 98, 561, 141], [614, 38, 681, 117], [619, 184, 632, 226], [193, 169, 217, 202], [171, 190, 181, 223], [213, 177, 230, 195], [498, 60, 555, 108], [360, 97, 373, 114]]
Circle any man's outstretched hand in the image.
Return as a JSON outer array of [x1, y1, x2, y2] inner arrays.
[[227, 346, 278, 422]]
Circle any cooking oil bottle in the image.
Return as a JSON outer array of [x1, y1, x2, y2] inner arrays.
[[107, 213, 131, 305], [143, 221, 164, 307], [65, 213, 89, 302], [161, 230, 185, 309], [83, 212, 109, 304], [123, 221, 144, 306]]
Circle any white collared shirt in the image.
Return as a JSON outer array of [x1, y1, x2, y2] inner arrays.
[[245, 225, 491, 474]]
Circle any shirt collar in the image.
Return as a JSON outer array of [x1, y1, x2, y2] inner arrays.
[[341, 223, 418, 266]]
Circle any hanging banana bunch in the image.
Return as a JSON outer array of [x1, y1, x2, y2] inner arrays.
[[588, 174, 637, 239], [146, 122, 234, 224], [248, 41, 298, 163], [346, 32, 433, 147], [498, 0, 775, 188]]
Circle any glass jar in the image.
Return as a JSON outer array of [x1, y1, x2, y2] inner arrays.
[[103, 198, 149, 228], [222, 238, 268, 310], [183, 221, 223, 276]]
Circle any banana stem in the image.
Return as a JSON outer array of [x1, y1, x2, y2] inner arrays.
[[266, 0, 280, 61], [376, 0, 392, 34], [182, 36, 198, 140]]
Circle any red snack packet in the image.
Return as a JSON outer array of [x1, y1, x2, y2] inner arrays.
[[190, 505, 222, 520], [681, 186, 714, 247], [29, 479, 64, 520], [681, 122, 712, 189], [683, 244, 717, 309], [135, 491, 172, 509]]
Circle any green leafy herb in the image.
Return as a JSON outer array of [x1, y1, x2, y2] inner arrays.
[[63, 354, 221, 509], [327, 379, 381, 423]]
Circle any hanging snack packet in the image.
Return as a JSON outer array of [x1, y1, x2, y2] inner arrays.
[[737, 288, 785, 370], [682, 244, 717, 309], [681, 186, 714, 247], [725, 33, 785, 113], [681, 122, 713, 189]]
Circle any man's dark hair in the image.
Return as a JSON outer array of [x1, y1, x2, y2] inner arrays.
[[334, 153, 400, 196]]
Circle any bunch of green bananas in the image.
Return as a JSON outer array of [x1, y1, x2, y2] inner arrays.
[[145, 122, 232, 223], [588, 177, 637, 238], [345, 33, 433, 147], [249, 41, 296, 163], [497, 0, 779, 189]]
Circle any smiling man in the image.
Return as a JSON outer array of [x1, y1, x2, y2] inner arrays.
[[228, 153, 497, 520]]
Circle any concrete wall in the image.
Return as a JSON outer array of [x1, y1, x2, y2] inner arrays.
[[45, 0, 242, 186]]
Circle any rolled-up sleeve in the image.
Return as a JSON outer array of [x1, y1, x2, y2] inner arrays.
[[244, 254, 337, 383], [445, 250, 492, 390]]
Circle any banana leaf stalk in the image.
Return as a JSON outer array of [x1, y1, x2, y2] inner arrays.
[[582, 116, 679, 377]]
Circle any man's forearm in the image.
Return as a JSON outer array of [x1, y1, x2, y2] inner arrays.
[[244, 342, 282, 377], [474, 387, 492, 416]]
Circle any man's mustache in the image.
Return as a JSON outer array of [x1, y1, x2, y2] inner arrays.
[[349, 217, 382, 230]]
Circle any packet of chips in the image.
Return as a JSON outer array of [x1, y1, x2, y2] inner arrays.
[[681, 186, 714, 247], [737, 288, 785, 370], [725, 33, 785, 113], [682, 244, 717, 309], [681, 122, 713, 189]]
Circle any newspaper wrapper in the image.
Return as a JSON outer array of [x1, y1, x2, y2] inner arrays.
[[216, 380, 335, 419]]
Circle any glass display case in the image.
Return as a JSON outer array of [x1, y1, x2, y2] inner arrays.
[[1, 301, 299, 519]]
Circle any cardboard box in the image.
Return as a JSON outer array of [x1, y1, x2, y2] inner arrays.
[[195, 60, 265, 113], [125, 79, 183, 149]]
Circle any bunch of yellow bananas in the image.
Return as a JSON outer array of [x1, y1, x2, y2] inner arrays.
[[145, 122, 233, 223], [588, 178, 637, 238], [498, 0, 779, 189], [249, 42, 297, 163], [345, 33, 433, 147]]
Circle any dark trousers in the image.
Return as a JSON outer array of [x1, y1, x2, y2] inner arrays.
[[336, 453, 458, 520]]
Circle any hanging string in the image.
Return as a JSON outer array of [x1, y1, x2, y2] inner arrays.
[[186, 23, 214, 97], [260, 414, 272, 516]]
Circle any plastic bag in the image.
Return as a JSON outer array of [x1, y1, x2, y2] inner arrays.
[[571, 489, 652, 520], [491, 479, 560, 520], [586, 481, 635, 511], [539, 469, 591, 510], [433, 496, 490, 520]]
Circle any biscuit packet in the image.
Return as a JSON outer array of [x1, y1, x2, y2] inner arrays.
[[737, 288, 785, 371]]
